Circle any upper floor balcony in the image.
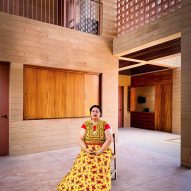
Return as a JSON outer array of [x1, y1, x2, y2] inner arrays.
[[0, 1, 182, 38], [0, 0, 102, 36]]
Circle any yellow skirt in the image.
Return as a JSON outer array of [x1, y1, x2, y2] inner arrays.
[[57, 145, 112, 191]]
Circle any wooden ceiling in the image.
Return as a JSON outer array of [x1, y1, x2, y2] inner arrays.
[[119, 38, 181, 75], [119, 64, 169, 76], [123, 38, 181, 61], [119, 60, 139, 68]]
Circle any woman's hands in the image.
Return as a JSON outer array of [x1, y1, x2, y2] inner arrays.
[[95, 150, 102, 155], [83, 148, 94, 154], [83, 148, 103, 155]]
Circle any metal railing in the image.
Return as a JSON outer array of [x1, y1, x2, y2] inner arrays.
[[0, 0, 102, 35]]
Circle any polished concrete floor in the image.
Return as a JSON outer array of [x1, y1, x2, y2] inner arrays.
[[0, 128, 191, 191]]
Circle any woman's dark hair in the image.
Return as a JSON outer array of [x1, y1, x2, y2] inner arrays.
[[89, 105, 102, 117]]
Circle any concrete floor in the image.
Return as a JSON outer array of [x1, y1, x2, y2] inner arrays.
[[0, 128, 191, 191]]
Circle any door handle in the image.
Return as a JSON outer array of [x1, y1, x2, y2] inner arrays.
[[1, 115, 8, 118]]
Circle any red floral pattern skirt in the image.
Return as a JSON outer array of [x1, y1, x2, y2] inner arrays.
[[57, 145, 112, 191]]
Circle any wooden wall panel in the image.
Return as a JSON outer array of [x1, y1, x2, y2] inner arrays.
[[155, 85, 162, 131], [54, 71, 66, 118], [65, 72, 85, 117], [24, 67, 38, 119], [131, 112, 155, 130], [135, 86, 155, 112], [155, 84, 172, 132], [130, 87, 136, 112], [24, 67, 100, 119], [130, 70, 172, 132], [163, 84, 172, 132], [131, 70, 173, 87], [37, 69, 55, 118]]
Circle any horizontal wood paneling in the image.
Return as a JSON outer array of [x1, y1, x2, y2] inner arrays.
[[0, 12, 118, 155], [172, 67, 181, 134], [102, 0, 116, 38], [131, 70, 173, 87]]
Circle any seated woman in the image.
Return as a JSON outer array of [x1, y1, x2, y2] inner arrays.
[[57, 105, 113, 191]]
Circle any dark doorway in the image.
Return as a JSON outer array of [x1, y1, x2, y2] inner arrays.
[[118, 86, 124, 128], [0, 62, 9, 156]]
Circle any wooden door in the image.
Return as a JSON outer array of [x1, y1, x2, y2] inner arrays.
[[130, 87, 136, 111], [0, 62, 9, 156], [155, 84, 172, 132], [118, 86, 124, 128]]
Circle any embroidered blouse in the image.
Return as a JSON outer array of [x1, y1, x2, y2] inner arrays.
[[81, 120, 111, 145]]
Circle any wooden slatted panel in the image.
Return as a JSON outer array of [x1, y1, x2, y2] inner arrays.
[[24, 67, 38, 119], [84, 74, 100, 116], [37, 69, 55, 118], [155, 84, 162, 131], [163, 84, 172, 132], [54, 71, 66, 118], [123, 38, 181, 61], [65, 72, 85, 117], [24, 66, 100, 119]]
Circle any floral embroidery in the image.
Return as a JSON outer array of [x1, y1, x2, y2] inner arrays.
[[57, 120, 112, 191]]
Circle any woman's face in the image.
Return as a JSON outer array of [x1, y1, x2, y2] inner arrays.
[[90, 107, 101, 120]]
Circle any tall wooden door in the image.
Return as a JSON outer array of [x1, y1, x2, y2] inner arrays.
[[0, 62, 9, 156], [155, 84, 172, 132], [118, 86, 124, 128]]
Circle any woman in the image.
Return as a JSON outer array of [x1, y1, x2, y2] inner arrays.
[[57, 105, 113, 191]]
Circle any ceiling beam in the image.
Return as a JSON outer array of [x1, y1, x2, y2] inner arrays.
[[115, 33, 181, 57], [118, 57, 178, 71]]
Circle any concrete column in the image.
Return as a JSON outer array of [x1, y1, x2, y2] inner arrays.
[[181, 0, 191, 168]]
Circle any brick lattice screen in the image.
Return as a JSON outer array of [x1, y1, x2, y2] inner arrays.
[[117, 0, 181, 36]]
